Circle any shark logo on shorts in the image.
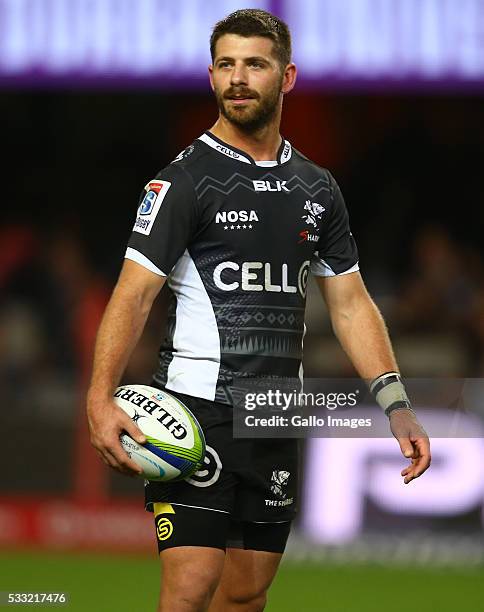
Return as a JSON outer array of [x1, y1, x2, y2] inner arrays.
[[270, 470, 290, 499]]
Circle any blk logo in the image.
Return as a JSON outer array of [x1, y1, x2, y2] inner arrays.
[[253, 180, 290, 192]]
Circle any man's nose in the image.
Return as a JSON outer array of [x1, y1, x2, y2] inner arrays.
[[230, 61, 248, 85]]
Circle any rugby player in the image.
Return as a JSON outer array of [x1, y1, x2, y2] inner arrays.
[[87, 9, 431, 612]]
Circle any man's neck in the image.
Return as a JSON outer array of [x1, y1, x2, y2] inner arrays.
[[209, 116, 282, 162]]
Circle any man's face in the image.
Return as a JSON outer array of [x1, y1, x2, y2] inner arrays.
[[209, 34, 285, 132]]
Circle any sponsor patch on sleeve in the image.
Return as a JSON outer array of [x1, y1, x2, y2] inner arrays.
[[133, 180, 172, 235]]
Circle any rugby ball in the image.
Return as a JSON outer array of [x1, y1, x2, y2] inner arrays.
[[114, 384, 205, 482]]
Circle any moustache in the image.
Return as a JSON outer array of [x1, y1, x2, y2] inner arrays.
[[223, 89, 259, 100]]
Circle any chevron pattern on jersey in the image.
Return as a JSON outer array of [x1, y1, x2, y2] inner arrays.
[[219, 332, 302, 358], [195, 172, 330, 199], [214, 305, 305, 330]]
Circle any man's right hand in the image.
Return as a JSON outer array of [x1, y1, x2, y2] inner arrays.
[[87, 396, 147, 477]]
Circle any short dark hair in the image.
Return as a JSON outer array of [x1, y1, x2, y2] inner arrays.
[[210, 9, 292, 69]]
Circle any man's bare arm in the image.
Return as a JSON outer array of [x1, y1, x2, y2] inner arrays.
[[316, 271, 431, 483], [316, 271, 397, 379], [87, 259, 166, 476]]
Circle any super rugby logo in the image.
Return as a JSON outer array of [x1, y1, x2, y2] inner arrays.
[[185, 446, 222, 488], [113, 387, 187, 440], [133, 179, 171, 236], [139, 191, 157, 215]]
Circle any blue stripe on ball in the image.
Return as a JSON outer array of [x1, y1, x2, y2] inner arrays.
[[145, 441, 195, 478]]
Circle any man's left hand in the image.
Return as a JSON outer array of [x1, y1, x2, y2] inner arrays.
[[389, 408, 431, 484]]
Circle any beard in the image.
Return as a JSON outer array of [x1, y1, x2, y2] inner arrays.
[[214, 77, 283, 133]]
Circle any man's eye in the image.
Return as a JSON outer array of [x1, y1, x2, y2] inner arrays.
[[250, 62, 264, 68], [218, 62, 231, 68]]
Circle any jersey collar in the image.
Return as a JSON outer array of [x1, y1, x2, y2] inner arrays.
[[198, 131, 292, 166]]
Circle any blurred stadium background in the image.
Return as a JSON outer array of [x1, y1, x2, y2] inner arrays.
[[1, 0, 483, 610]]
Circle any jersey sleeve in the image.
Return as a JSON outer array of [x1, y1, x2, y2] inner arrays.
[[310, 172, 359, 277], [125, 164, 198, 276]]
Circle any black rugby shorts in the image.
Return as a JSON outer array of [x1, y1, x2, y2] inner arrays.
[[145, 387, 299, 553]]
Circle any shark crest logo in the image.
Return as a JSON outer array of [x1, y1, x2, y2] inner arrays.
[[302, 200, 325, 227], [270, 470, 290, 499]]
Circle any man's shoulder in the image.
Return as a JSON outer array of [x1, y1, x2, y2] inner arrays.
[[290, 146, 333, 181], [153, 137, 218, 184], [170, 137, 211, 167]]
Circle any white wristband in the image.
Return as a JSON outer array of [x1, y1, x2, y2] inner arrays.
[[370, 372, 413, 417]]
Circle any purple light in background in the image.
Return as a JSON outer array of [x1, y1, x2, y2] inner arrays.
[[283, 0, 484, 79], [302, 411, 484, 545], [0, 0, 483, 89], [0, 0, 271, 75], [303, 437, 366, 544]]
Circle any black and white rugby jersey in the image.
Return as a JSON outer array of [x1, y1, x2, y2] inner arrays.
[[125, 131, 359, 405]]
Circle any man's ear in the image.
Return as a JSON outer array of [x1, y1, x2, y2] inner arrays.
[[281, 63, 297, 94], [208, 65, 215, 92]]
